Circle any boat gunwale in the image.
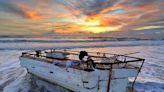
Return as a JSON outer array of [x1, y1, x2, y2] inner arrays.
[[21, 49, 145, 64], [20, 49, 145, 71]]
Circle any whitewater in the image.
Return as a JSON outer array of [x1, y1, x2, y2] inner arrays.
[[0, 39, 164, 92]]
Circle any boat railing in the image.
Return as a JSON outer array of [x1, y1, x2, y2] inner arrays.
[[21, 49, 144, 69]]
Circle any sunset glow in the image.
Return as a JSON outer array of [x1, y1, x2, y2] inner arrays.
[[0, 0, 164, 36], [82, 26, 122, 33]]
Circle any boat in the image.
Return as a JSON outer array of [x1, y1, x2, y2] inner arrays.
[[19, 49, 145, 92]]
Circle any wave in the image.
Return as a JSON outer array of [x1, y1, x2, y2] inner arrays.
[[135, 82, 164, 92], [0, 40, 164, 50], [0, 39, 163, 43], [0, 39, 110, 43]]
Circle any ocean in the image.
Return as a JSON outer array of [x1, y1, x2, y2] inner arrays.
[[0, 39, 164, 92]]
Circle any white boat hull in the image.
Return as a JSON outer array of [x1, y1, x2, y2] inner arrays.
[[20, 57, 138, 92]]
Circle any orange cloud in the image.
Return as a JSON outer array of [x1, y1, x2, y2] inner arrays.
[[24, 10, 45, 20], [57, 10, 81, 18], [54, 24, 81, 34], [16, 2, 46, 20]]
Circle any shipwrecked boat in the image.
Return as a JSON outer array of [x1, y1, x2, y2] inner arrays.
[[19, 49, 144, 92]]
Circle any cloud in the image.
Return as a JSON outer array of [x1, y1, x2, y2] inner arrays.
[[0, 0, 25, 17], [134, 26, 164, 30], [76, 0, 118, 15], [0, 0, 164, 36]]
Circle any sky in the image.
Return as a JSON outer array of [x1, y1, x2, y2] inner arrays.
[[0, 0, 164, 38]]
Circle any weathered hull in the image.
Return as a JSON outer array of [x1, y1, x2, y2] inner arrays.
[[19, 57, 138, 92]]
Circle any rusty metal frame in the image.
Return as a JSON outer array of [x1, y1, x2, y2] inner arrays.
[[131, 59, 145, 91], [106, 64, 113, 92]]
